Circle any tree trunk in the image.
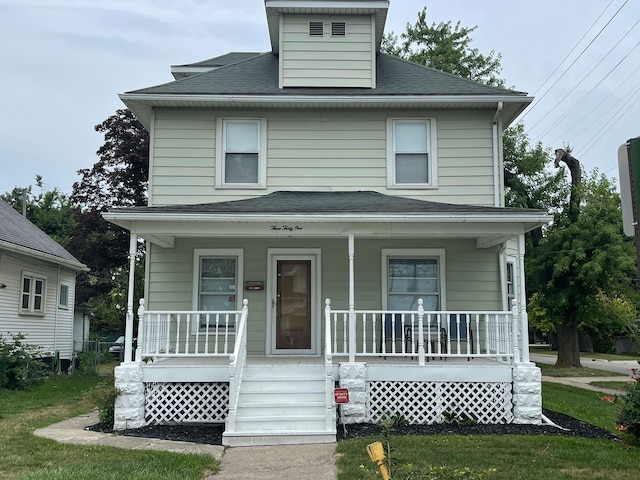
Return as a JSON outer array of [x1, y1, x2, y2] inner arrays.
[[554, 318, 582, 368]]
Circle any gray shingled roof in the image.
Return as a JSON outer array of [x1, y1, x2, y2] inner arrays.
[[129, 52, 526, 97], [172, 52, 264, 69], [109, 191, 545, 216], [0, 199, 85, 270]]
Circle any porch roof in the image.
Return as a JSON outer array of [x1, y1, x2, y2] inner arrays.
[[103, 191, 550, 249]]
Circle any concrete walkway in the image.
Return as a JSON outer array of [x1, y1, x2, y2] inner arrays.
[[33, 412, 338, 480]]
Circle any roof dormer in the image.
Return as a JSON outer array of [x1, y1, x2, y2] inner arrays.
[[265, 0, 389, 88]]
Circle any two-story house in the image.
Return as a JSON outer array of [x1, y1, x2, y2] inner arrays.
[[104, 0, 550, 446]]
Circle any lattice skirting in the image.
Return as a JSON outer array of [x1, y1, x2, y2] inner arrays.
[[144, 382, 229, 425], [366, 381, 514, 424]]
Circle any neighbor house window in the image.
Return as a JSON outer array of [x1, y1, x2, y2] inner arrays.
[[59, 284, 70, 309], [382, 249, 445, 311], [216, 119, 267, 188], [193, 249, 244, 331], [20, 272, 46, 315], [387, 119, 438, 188]]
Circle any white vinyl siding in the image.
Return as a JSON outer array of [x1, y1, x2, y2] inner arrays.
[[0, 251, 76, 360], [148, 108, 497, 206], [280, 14, 375, 87]]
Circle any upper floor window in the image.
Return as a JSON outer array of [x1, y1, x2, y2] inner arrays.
[[387, 119, 438, 189], [21, 272, 46, 315], [216, 119, 267, 188]]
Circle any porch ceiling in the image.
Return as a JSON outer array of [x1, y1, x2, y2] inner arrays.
[[103, 191, 550, 248]]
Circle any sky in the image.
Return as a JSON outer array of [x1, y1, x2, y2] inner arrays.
[[0, 0, 638, 196]]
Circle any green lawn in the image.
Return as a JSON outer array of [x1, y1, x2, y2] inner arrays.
[[537, 363, 626, 378], [530, 346, 640, 362], [0, 374, 218, 480], [336, 381, 640, 480]]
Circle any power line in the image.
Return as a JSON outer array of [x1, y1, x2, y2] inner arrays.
[[524, 0, 630, 130], [518, 0, 618, 122], [533, 33, 640, 142]]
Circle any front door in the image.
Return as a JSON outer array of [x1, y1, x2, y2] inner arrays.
[[269, 253, 319, 354]]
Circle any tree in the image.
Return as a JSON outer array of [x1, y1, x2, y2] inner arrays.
[[71, 108, 149, 210], [66, 109, 149, 331], [527, 172, 638, 367], [382, 7, 504, 87], [1, 176, 76, 246]]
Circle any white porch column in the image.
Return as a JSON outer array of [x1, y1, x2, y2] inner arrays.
[[348, 234, 356, 363], [124, 233, 137, 363], [113, 232, 146, 430], [517, 232, 531, 363], [512, 232, 542, 424]]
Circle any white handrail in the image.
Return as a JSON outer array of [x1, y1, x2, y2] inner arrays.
[[324, 298, 335, 431], [227, 299, 249, 434]]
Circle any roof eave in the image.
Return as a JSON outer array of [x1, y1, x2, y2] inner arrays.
[[119, 93, 532, 130], [0, 240, 88, 272]]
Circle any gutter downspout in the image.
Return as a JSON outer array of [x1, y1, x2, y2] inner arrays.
[[492, 101, 504, 207], [54, 264, 60, 359]]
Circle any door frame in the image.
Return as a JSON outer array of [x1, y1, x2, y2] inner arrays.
[[266, 248, 321, 355]]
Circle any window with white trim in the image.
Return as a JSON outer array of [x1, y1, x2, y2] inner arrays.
[[59, 283, 70, 309], [506, 260, 516, 308], [216, 119, 267, 188], [382, 249, 445, 311], [20, 272, 46, 315], [193, 249, 244, 331], [387, 118, 438, 188]]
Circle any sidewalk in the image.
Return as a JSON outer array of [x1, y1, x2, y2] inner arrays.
[[34, 412, 338, 480]]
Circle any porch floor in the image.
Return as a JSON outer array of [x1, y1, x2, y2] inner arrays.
[[141, 354, 509, 368]]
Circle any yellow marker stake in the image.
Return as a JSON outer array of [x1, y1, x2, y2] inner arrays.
[[366, 441, 391, 480]]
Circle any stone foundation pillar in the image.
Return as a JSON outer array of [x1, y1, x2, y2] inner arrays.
[[338, 362, 367, 424], [113, 363, 146, 430], [513, 363, 542, 424]]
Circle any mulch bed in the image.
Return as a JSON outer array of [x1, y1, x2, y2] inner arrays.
[[86, 409, 621, 445]]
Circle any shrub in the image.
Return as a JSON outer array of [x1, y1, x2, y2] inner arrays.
[[91, 381, 118, 428], [616, 364, 640, 439], [0, 333, 49, 389]]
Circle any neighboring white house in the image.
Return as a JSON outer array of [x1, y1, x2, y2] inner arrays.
[[0, 199, 87, 370], [104, 0, 551, 446]]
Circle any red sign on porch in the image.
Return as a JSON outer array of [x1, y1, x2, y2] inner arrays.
[[334, 388, 350, 404]]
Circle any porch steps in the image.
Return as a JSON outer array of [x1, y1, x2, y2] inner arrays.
[[222, 364, 336, 446]]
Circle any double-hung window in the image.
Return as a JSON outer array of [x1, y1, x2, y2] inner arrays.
[[382, 249, 445, 311], [193, 249, 243, 331], [216, 119, 267, 188], [387, 118, 437, 188], [20, 272, 46, 315]]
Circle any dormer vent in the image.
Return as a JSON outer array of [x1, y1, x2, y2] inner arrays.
[[331, 22, 346, 36], [309, 21, 324, 36]]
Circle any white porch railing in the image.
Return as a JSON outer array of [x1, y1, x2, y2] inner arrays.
[[138, 305, 245, 357], [324, 298, 517, 365]]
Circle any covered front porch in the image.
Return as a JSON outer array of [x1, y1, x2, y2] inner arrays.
[[104, 191, 549, 444]]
